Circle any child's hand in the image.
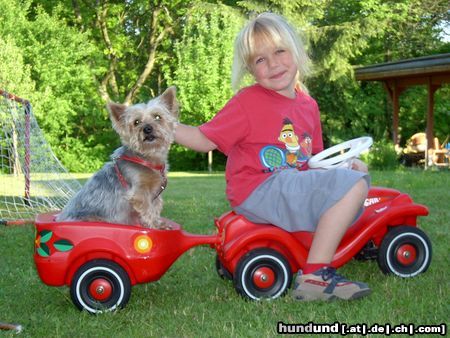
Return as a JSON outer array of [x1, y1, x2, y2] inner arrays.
[[351, 159, 368, 173]]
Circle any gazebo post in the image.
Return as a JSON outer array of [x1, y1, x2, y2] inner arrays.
[[425, 77, 441, 168], [392, 82, 401, 146], [383, 80, 405, 146]]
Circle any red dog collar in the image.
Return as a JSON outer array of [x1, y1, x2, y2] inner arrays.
[[114, 155, 167, 200]]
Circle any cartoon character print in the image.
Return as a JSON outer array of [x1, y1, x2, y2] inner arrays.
[[278, 118, 300, 166], [299, 132, 313, 160], [259, 118, 313, 172]]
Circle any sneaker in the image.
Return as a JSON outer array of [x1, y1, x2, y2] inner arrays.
[[292, 267, 371, 301]]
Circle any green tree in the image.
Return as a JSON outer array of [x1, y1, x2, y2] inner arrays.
[[0, 0, 35, 97], [1, 0, 108, 171], [0, 38, 35, 97], [306, 0, 450, 145], [166, 3, 243, 169], [34, 0, 190, 104], [1, 0, 448, 171], [27, 6, 109, 171]]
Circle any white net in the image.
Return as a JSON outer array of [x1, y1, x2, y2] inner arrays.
[[0, 90, 81, 222]]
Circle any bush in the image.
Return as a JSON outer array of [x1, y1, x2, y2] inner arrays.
[[168, 145, 226, 171], [361, 139, 400, 170]]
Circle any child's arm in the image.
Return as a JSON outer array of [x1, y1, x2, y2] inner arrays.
[[175, 123, 217, 153]]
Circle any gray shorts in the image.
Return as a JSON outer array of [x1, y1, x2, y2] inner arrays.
[[234, 168, 370, 232]]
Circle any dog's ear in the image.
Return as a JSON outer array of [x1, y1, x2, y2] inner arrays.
[[159, 86, 179, 118], [108, 102, 127, 127]]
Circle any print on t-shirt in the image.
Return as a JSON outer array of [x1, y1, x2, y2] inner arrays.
[[259, 118, 313, 172]]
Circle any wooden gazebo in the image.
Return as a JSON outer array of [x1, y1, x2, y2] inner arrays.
[[354, 53, 450, 155]]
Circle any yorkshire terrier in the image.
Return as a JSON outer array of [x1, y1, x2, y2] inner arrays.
[[56, 87, 178, 229]]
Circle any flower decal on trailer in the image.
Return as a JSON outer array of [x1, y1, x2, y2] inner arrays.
[[35, 230, 52, 257], [35, 230, 74, 257]]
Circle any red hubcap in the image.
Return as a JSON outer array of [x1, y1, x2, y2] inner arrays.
[[396, 244, 417, 265], [89, 278, 113, 301], [252, 267, 275, 289]]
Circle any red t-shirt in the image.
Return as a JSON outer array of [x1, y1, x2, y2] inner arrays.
[[199, 84, 324, 207]]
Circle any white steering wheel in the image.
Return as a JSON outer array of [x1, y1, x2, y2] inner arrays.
[[308, 136, 373, 169]]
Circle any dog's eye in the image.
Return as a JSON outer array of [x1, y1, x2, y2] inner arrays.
[[154, 115, 161, 121], [134, 119, 141, 126]]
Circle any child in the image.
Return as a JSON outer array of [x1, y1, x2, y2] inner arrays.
[[175, 12, 371, 301]]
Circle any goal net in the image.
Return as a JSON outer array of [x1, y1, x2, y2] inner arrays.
[[0, 89, 81, 223]]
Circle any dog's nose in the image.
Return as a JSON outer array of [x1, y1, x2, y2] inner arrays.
[[143, 125, 153, 135]]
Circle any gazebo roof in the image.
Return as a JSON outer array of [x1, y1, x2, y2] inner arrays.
[[355, 53, 450, 86], [354, 53, 449, 167]]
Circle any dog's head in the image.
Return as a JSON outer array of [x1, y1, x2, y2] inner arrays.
[[108, 87, 179, 159]]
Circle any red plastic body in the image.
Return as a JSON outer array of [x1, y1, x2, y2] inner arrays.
[[33, 186, 428, 288], [214, 187, 429, 276], [34, 215, 219, 287]]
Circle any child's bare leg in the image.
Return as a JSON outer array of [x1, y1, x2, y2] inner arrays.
[[307, 178, 368, 263], [293, 178, 370, 301]]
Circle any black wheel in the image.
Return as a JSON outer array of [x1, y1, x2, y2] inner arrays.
[[70, 259, 131, 314], [233, 248, 292, 300], [216, 255, 233, 280], [378, 226, 432, 277]]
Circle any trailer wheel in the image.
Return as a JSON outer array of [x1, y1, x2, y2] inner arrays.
[[378, 226, 432, 277], [234, 248, 291, 300], [70, 259, 131, 314]]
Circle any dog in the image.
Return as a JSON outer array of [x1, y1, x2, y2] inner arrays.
[[56, 86, 178, 229]]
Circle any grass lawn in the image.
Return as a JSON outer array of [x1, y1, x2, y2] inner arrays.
[[0, 169, 448, 337]]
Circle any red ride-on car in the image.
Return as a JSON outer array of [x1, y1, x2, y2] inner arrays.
[[214, 186, 431, 300], [33, 137, 432, 312]]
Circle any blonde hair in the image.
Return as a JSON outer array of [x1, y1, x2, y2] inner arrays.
[[231, 12, 311, 93]]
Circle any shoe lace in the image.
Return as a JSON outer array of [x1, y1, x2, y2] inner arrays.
[[320, 267, 348, 282]]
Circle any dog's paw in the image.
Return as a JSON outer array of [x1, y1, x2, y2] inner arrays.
[[142, 218, 172, 230], [154, 219, 172, 230]]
